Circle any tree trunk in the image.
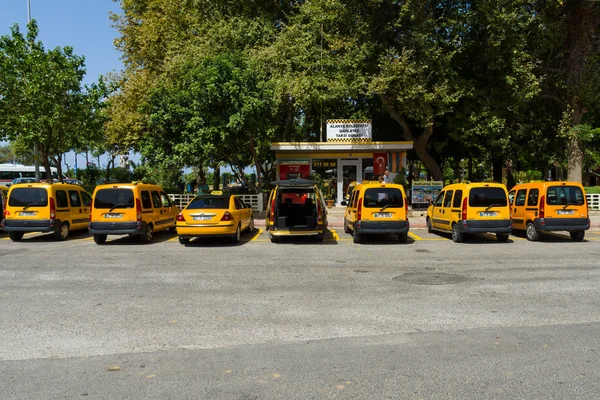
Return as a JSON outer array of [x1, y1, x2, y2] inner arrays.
[[379, 94, 443, 181], [105, 154, 116, 180], [566, 105, 586, 183], [467, 158, 473, 181], [42, 151, 52, 185], [248, 136, 263, 193], [283, 96, 295, 142], [213, 162, 220, 191], [492, 158, 503, 183]]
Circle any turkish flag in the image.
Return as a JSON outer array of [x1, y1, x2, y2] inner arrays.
[[373, 152, 387, 176]]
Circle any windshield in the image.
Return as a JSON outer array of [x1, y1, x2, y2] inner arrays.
[[8, 188, 48, 207], [546, 186, 585, 206], [94, 189, 134, 209], [363, 188, 404, 208], [186, 196, 230, 209], [468, 187, 508, 207]]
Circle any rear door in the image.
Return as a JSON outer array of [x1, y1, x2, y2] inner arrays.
[[468, 187, 509, 220], [362, 186, 405, 221], [93, 188, 136, 223], [545, 185, 586, 218], [182, 196, 230, 224]]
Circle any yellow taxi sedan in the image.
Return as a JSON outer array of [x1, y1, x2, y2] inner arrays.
[[176, 193, 254, 244]]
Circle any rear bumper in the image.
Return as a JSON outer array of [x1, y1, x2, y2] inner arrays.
[[534, 218, 590, 232], [355, 220, 409, 235], [457, 219, 512, 234], [176, 223, 236, 238], [269, 228, 324, 237], [4, 219, 59, 233], [89, 221, 146, 235]]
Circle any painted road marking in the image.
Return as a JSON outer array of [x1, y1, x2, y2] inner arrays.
[[408, 232, 423, 241], [250, 229, 262, 241], [329, 229, 340, 240]]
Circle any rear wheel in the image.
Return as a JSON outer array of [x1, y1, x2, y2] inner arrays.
[[178, 237, 190, 245], [526, 222, 540, 241], [344, 222, 351, 234], [54, 222, 69, 241], [353, 232, 362, 244], [93, 234, 107, 244], [8, 231, 24, 242], [426, 217, 433, 233], [398, 232, 408, 243], [315, 233, 324, 242], [231, 225, 241, 244], [269, 233, 280, 243], [496, 233, 509, 243], [169, 226, 177, 233], [570, 230, 585, 242], [140, 224, 153, 243], [451, 224, 464, 243]]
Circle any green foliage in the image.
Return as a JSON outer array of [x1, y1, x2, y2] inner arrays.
[[110, 167, 133, 183], [79, 164, 102, 190]]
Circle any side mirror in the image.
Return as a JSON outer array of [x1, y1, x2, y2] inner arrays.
[[341, 201, 347, 206]]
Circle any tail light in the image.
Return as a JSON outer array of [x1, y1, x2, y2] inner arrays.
[[539, 195, 545, 219], [357, 197, 362, 221], [461, 197, 467, 220], [176, 212, 185, 222], [221, 212, 233, 221], [269, 197, 275, 226], [49, 197, 56, 220], [136, 198, 142, 222]]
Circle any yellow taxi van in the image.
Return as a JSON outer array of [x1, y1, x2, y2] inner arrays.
[[508, 181, 589, 241], [426, 182, 512, 242], [89, 182, 179, 244], [176, 192, 254, 244], [265, 179, 328, 242], [3, 182, 92, 241], [342, 181, 409, 243]]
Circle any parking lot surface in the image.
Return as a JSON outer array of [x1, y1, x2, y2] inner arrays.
[[1, 228, 600, 399]]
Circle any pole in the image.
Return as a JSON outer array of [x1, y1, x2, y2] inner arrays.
[[28, 0, 41, 181]]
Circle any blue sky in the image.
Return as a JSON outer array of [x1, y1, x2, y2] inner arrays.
[[1, 0, 131, 171]]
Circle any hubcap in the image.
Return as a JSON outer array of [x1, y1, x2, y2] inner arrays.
[[61, 225, 68, 238]]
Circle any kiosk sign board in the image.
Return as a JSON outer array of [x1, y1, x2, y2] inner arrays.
[[326, 119, 372, 141], [411, 181, 443, 204]]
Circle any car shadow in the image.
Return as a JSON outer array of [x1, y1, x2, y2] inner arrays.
[[511, 230, 588, 243], [100, 230, 177, 245], [339, 233, 415, 245], [433, 231, 515, 244], [181, 228, 257, 247], [269, 229, 338, 245]]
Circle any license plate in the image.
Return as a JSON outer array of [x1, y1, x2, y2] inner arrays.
[[20, 211, 36, 216], [557, 210, 574, 215], [193, 216, 213, 221], [479, 211, 497, 217], [104, 213, 123, 219], [374, 213, 392, 218]]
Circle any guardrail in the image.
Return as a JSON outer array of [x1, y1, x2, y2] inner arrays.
[[587, 193, 600, 211], [168, 193, 264, 212]]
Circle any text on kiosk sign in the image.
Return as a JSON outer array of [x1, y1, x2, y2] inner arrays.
[[327, 120, 372, 140]]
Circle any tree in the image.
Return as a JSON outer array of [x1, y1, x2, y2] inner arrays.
[[0, 21, 106, 181]]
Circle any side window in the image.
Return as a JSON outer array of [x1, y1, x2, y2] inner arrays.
[[68, 190, 81, 207], [453, 190, 463, 208], [508, 190, 515, 206], [141, 191, 152, 209], [160, 192, 172, 207], [234, 197, 244, 209], [80, 192, 92, 207], [434, 191, 445, 207], [527, 189, 539, 206], [353, 190, 361, 208], [151, 191, 162, 208], [55, 190, 69, 208], [547, 187, 558, 205], [515, 189, 527, 206], [443, 190, 454, 208]]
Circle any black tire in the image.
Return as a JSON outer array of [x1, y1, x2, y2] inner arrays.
[[496, 233, 509, 243], [526, 222, 540, 241], [451, 224, 464, 243], [178, 237, 190, 245], [344, 222, 351, 234], [315, 233, 324, 242], [8, 231, 24, 242], [398, 232, 408, 243], [426, 217, 433, 233], [54, 222, 69, 241], [269, 233, 280, 243], [570, 230, 585, 242], [93, 234, 107, 244], [140, 224, 153, 244], [247, 217, 255, 232], [231, 225, 241, 244], [169, 226, 177, 233], [353, 232, 362, 244]]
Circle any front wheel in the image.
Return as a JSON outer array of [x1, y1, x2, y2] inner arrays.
[[496, 233, 509, 243], [8, 231, 24, 242], [54, 222, 69, 241], [93, 234, 107, 244], [344, 222, 351, 234], [451, 224, 464, 243], [426, 217, 433, 233], [526, 222, 540, 241], [570, 230, 585, 242]]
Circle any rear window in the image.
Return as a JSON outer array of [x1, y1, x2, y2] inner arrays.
[[186, 196, 230, 209], [363, 188, 404, 208], [546, 186, 585, 206], [468, 187, 507, 207], [94, 189, 135, 209], [8, 188, 48, 207]]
